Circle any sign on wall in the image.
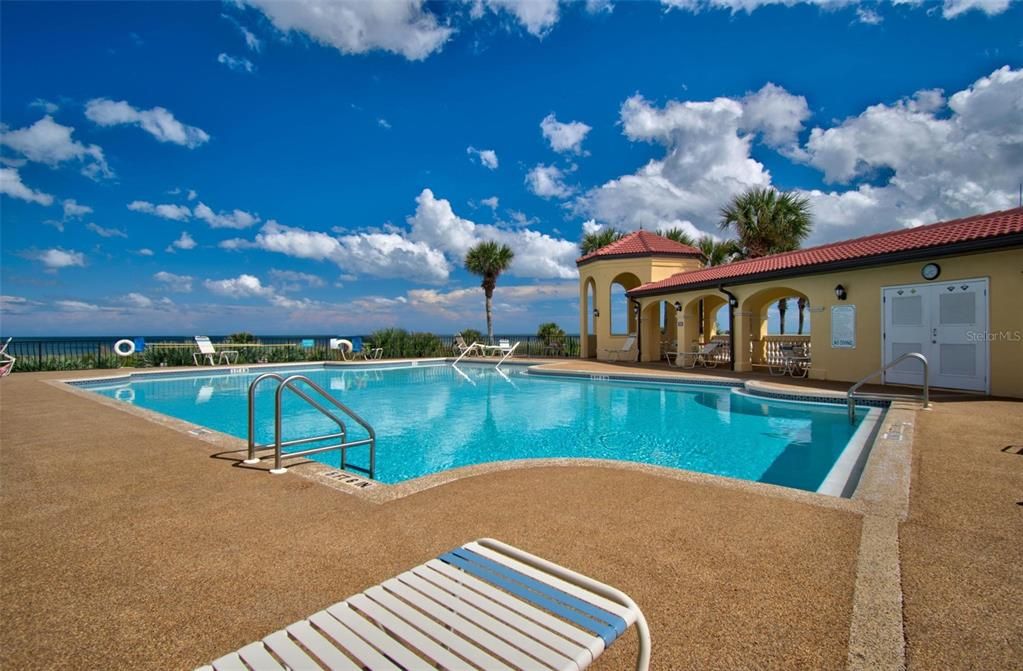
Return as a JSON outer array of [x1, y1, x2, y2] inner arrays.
[[831, 305, 856, 348]]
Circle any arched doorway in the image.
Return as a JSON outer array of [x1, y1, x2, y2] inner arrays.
[[609, 272, 642, 336], [741, 286, 812, 369], [581, 276, 598, 358]]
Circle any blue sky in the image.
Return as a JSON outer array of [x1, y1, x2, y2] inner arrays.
[[1, 0, 1020, 336]]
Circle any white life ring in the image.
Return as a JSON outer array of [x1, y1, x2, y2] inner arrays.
[[113, 339, 136, 357]]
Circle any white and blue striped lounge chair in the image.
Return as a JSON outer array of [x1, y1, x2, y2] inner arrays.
[[199, 538, 650, 671]]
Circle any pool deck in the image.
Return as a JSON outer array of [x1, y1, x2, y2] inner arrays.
[[1, 362, 1020, 670]]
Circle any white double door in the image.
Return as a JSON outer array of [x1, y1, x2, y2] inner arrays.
[[882, 278, 988, 392]]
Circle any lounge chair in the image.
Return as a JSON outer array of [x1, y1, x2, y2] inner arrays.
[[769, 344, 811, 378], [199, 538, 650, 671], [453, 333, 477, 356], [602, 335, 637, 363], [665, 342, 721, 369], [0, 338, 15, 377], [193, 336, 239, 366]]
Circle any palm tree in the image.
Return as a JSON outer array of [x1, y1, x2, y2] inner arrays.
[[659, 227, 696, 247], [797, 296, 808, 335], [719, 187, 812, 260], [720, 187, 812, 337], [580, 227, 624, 255], [536, 322, 565, 341], [697, 236, 739, 267], [465, 241, 515, 342]]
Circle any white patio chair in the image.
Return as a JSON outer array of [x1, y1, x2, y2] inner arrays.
[[198, 538, 650, 671], [602, 335, 638, 363], [666, 341, 721, 369], [0, 338, 15, 377], [769, 344, 811, 378], [192, 336, 238, 366]]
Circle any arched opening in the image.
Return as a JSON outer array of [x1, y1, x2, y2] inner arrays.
[[741, 286, 812, 369], [582, 277, 597, 358], [609, 272, 641, 336], [639, 300, 680, 362], [678, 293, 731, 365]]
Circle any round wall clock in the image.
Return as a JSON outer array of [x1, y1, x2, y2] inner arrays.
[[921, 263, 941, 280]]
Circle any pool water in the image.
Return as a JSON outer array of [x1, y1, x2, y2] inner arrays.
[[81, 363, 874, 492]]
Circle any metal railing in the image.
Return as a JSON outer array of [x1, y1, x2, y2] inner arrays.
[[1, 334, 581, 372], [848, 352, 929, 423], [246, 374, 376, 477]]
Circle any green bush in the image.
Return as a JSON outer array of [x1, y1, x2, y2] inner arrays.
[[13, 354, 121, 373], [369, 329, 447, 358], [458, 328, 484, 345], [227, 331, 256, 344]]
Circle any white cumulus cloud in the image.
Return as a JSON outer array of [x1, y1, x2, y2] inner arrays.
[[0, 116, 111, 179], [659, 0, 1013, 19], [86, 222, 127, 238], [526, 163, 573, 199], [154, 271, 194, 292], [740, 82, 811, 155], [33, 248, 85, 269], [217, 53, 256, 73], [407, 188, 578, 279], [193, 201, 260, 229], [62, 199, 92, 218], [204, 273, 274, 298], [467, 146, 499, 169], [241, 0, 454, 61], [168, 231, 197, 251], [85, 99, 210, 148], [127, 200, 193, 221], [477, 0, 561, 36], [0, 167, 54, 205], [540, 113, 592, 154]]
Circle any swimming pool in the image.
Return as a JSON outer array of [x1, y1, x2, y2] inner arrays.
[[76, 362, 880, 494]]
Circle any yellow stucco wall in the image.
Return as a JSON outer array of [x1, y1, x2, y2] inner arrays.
[[580, 247, 1023, 397], [578, 255, 704, 359]]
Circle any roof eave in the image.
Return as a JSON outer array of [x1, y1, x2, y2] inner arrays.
[[576, 251, 705, 267], [628, 233, 1023, 298]]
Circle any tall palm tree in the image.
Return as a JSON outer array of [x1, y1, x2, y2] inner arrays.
[[580, 227, 624, 255], [797, 296, 808, 335], [659, 227, 696, 247], [465, 241, 515, 342], [719, 187, 812, 260], [696, 236, 739, 267], [720, 187, 812, 336]]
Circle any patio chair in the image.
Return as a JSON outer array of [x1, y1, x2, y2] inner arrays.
[[0, 338, 15, 377], [453, 333, 478, 356], [665, 341, 721, 369], [192, 336, 238, 366], [602, 335, 638, 363], [769, 344, 811, 378], [199, 538, 650, 671], [544, 337, 566, 357]]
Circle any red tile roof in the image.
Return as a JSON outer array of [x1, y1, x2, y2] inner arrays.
[[631, 207, 1023, 296], [576, 230, 703, 265]]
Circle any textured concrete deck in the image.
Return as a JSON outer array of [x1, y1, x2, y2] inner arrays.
[[0, 365, 1019, 670]]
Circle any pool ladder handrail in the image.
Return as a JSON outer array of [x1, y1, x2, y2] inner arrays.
[[246, 373, 376, 477], [847, 352, 929, 424]]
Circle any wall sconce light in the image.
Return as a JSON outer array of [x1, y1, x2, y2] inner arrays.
[[632, 303, 640, 314], [834, 284, 848, 301], [729, 297, 739, 308], [592, 307, 600, 318], [673, 301, 682, 312]]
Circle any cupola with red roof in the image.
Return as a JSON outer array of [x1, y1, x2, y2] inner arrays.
[[576, 230, 704, 266]]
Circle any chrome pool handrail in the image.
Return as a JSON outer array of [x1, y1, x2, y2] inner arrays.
[[848, 352, 929, 423], [271, 375, 376, 478]]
